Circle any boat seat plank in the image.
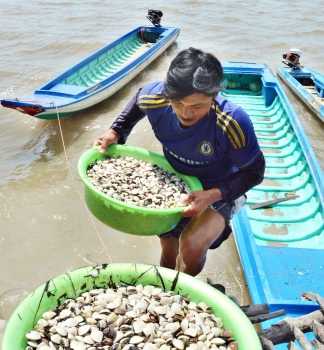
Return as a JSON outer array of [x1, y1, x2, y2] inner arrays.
[[256, 170, 310, 191], [256, 124, 291, 140], [247, 183, 315, 204], [252, 214, 324, 243], [61, 35, 144, 87], [253, 117, 288, 132], [264, 151, 303, 168], [263, 159, 306, 179], [48, 84, 87, 95], [247, 196, 321, 223], [261, 141, 299, 158], [258, 132, 294, 148]]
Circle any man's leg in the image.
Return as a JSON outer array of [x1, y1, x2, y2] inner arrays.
[[159, 236, 180, 269], [176, 208, 226, 276]]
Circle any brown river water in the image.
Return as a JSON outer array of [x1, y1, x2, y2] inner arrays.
[[1, 0, 324, 321]]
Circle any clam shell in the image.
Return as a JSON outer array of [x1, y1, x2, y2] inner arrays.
[[172, 339, 185, 350], [130, 336, 144, 344], [64, 318, 79, 327], [56, 327, 68, 337], [42, 311, 56, 320], [26, 331, 42, 341], [78, 324, 91, 336], [51, 334, 62, 344], [91, 330, 103, 343], [70, 339, 87, 349]]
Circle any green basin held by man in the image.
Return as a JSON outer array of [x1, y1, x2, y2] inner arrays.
[[78, 144, 203, 236]]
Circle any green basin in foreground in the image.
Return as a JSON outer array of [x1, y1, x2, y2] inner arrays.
[[78, 145, 203, 235], [2, 264, 262, 350]]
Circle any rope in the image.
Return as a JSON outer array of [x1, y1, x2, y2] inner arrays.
[[54, 105, 112, 263]]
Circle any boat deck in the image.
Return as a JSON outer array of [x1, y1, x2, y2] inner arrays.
[[224, 90, 324, 250], [62, 36, 145, 88], [223, 85, 324, 348], [304, 86, 324, 107]]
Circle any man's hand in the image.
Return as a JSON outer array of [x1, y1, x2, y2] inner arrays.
[[178, 189, 223, 219], [92, 129, 121, 154]]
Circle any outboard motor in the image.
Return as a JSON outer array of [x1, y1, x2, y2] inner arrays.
[[282, 48, 302, 70], [147, 9, 163, 27]]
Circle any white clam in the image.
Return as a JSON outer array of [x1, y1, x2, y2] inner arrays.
[[50, 333, 62, 344], [26, 331, 42, 341], [78, 324, 91, 336], [83, 335, 95, 344], [70, 340, 87, 350], [143, 344, 158, 350], [59, 309, 71, 318], [42, 311, 56, 320], [64, 317, 79, 327], [91, 330, 103, 343], [130, 336, 144, 344], [172, 339, 184, 350], [211, 337, 226, 345], [56, 327, 68, 337]]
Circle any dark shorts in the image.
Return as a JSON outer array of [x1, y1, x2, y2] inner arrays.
[[158, 200, 234, 250]]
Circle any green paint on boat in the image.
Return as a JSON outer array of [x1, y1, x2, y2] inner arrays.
[[62, 33, 157, 88], [220, 76, 324, 249]]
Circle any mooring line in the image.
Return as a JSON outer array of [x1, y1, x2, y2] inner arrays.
[[54, 105, 112, 263]]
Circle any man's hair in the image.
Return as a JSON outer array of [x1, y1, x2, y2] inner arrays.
[[163, 47, 223, 100]]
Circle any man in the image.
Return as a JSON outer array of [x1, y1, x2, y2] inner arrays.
[[92, 47, 265, 277]]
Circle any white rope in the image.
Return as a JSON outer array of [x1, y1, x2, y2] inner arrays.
[[54, 105, 112, 263]]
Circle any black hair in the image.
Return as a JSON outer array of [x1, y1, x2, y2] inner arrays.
[[163, 47, 223, 100]]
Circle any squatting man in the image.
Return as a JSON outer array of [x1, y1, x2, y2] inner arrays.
[[92, 47, 265, 277]]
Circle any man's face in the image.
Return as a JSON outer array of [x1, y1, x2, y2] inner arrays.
[[170, 93, 214, 128]]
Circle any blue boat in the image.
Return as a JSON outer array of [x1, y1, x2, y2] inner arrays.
[[1, 23, 179, 120], [277, 65, 324, 123], [220, 62, 324, 348]]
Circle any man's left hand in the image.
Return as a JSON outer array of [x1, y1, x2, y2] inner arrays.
[[178, 189, 223, 219]]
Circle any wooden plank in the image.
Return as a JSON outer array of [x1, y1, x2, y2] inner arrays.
[[294, 326, 313, 350], [258, 311, 324, 345]]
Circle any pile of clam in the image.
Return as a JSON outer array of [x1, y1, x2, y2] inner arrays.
[[86, 156, 191, 208], [26, 284, 238, 350]]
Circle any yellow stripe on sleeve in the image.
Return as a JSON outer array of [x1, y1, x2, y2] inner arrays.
[[215, 106, 246, 148]]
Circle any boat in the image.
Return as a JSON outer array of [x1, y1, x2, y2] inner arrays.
[[1, 12, 180, 120], [277, 50, 324, 123], [220, 62, 324, 348]]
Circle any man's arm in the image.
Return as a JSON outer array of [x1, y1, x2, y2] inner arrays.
[[92, 89, 145, 152], [180, 152, 265, 219], [110, 89, 146, 144], [217, 151, 266, 202]]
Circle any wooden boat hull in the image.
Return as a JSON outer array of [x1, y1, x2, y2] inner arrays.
[[221, 62, 324, 348], [1, 26, 180, 119], [277, 66, 324, 122]]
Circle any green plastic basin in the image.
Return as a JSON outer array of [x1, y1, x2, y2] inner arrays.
[[2, 264, 262, 350], [78, 145, 203, 235]]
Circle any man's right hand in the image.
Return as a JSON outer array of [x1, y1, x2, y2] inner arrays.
[[92, 129, 121, 154]]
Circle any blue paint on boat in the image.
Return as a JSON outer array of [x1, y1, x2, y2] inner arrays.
[[1, 25, 179, 119], [277, 66, 324, 122], [220, 62, 324, 348]]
